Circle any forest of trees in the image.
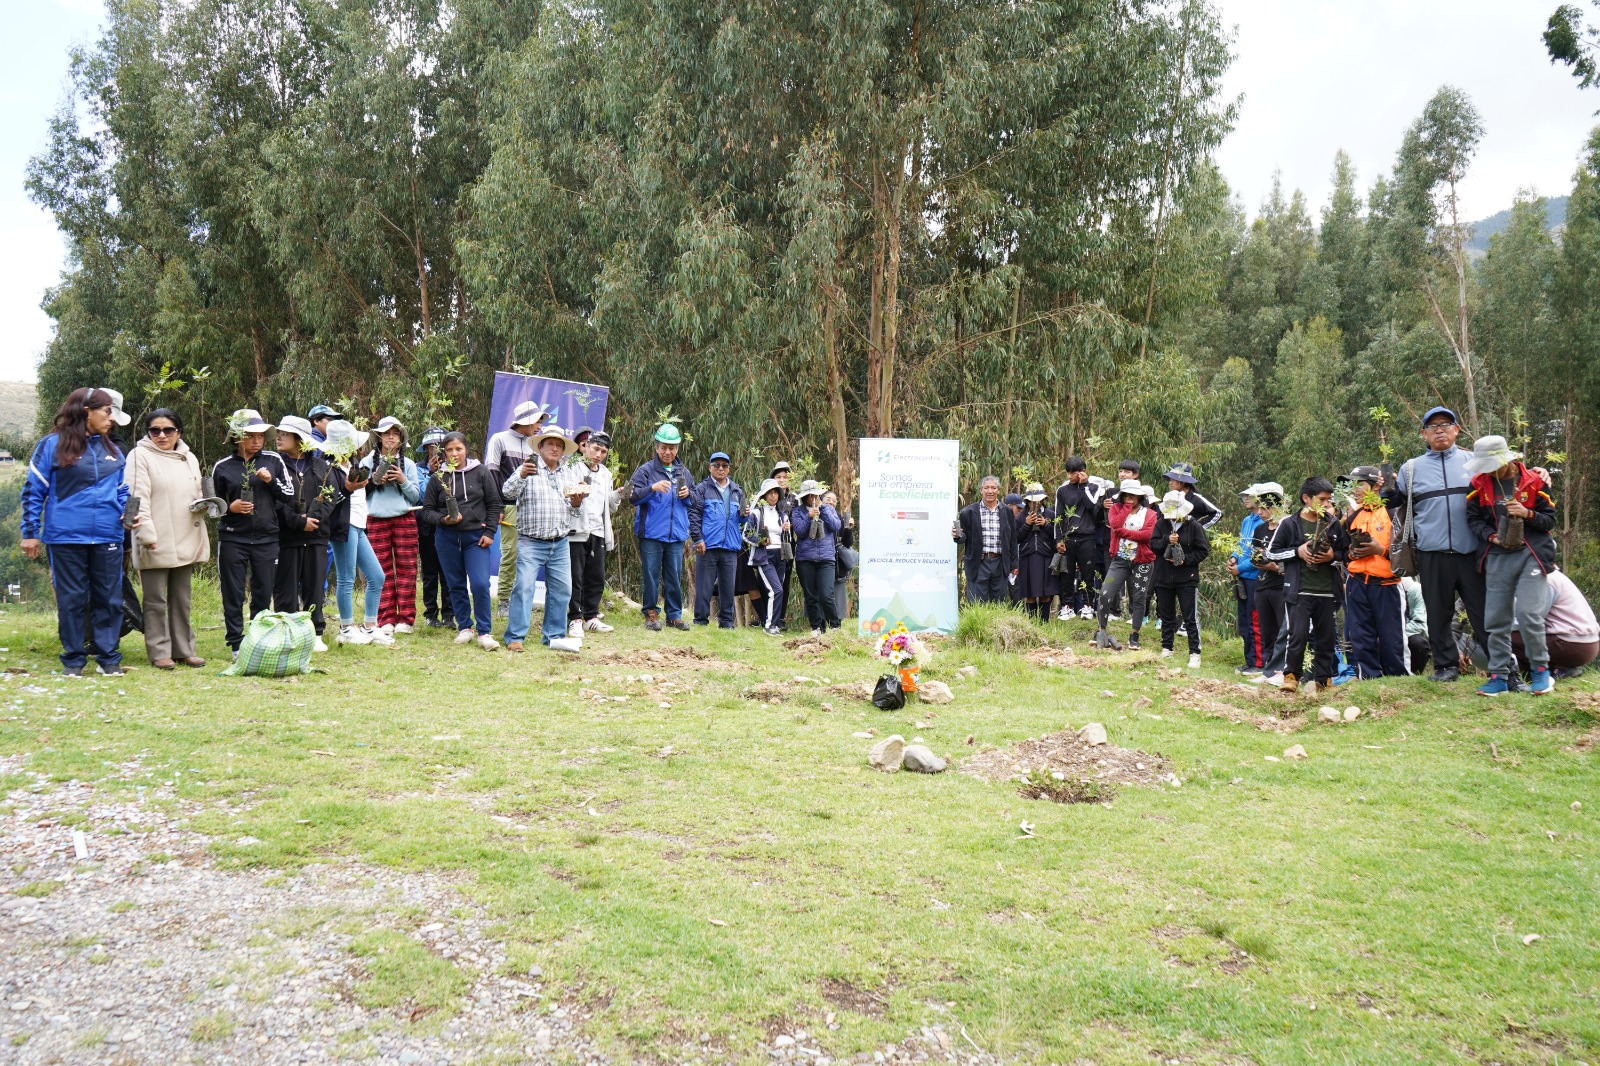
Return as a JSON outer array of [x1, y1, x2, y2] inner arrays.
[[23, 0, 1600, 583]]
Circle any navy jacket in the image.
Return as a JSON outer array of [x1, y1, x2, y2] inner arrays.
[[954, 499, 1018, 574], [690, 476, 746, 551], [790, 503, 842, 563], [277, 452, 343, 546], [1264, 509, 1350, 606], [22, 433, 129, 546], [214, 451, 296, 543], [629, 457, 692, 543], [1015, 506, 1057, 558]]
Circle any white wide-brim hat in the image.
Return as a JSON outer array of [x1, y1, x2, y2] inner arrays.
[[756, 478, 782, 499], [532, 425, 577, 457], [510, 400, 549, 428], [319, 419, 369, 458], [1159, 489, 1194, 520], [1464, 435, 1522, 476], [276, 415, 316, 442], [229, 408, 272, 436]]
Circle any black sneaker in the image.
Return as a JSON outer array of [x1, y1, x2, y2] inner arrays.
[[62, 665, 83, 677], [1127, 632, 1141, 650], [1429, 667, 1460, 683]]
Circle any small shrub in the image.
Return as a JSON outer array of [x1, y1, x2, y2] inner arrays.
[[1018, 769, 1116, 804], [14, 879, 62, 898], [191, 1012, 235, 1043]]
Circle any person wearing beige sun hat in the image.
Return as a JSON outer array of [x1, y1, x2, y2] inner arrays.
[[1013, 482, 1058, 624], [1151, 489, 1210, 669], [500, 424, 586, 653]]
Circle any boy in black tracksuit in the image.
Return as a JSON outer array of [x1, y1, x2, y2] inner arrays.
[[1265, 477, 1350, 694], [274, 436, 343, 635], [1054, 456, 1103, 617], [213, 417, 296, 654]]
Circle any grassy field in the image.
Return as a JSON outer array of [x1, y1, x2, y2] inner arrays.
[[1, 596, 1597, 1064]]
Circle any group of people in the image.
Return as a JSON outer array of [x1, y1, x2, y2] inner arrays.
[[20, 390, 855, 673], [952, 406, 1599, 697]]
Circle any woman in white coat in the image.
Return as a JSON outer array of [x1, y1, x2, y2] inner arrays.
[[125, 408, 211, 668]]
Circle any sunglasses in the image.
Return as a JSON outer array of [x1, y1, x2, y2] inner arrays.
[[148, 426, 179, 437]]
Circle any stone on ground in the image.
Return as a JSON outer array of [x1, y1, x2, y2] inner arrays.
[[1317, 706, 1341, 723], [1283, 744, 1308, 760], [1343, 705, 1362, 721], [869, 734, 906, 772], [918, 680, 954, 704], [900, 745, 947, 773], [1079, 722, 1108, 746]]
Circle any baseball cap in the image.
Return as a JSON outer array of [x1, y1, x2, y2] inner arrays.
[[307, 404, 340, 421], [708, 451, 731, 464], [1421, 406, 1458, 426]]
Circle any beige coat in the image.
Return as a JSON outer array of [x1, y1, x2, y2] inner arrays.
[[125, 437, 211, 570]]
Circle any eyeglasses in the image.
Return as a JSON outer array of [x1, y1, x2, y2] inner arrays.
[[148, 426, 179, 437], [1424, 422, 1457, 432]]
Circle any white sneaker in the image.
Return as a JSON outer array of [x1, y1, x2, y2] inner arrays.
[[313, 637, 329, 653], [366, 627, 395, 646], [548, 636, 582, 654], [1159, 648, 1172, 658], [1254, 672, 1282, 685], [1188, 653, 1202, 669], [1078, 607, 1095, 620], [378, 624, 394, 637], [337, 626, 372, 646], [477, 634, 500, 650], [585, 618, 614, 633], [1057, 607, 1072, 621], [454, 628, 475, 644], [532, 580, 547, 609], [568, 619, 584, 638], [811, 629, 824, 638], [392, 623, 414, 635]]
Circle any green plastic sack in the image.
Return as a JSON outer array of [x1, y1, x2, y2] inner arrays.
[[221, 610, 317, 678]]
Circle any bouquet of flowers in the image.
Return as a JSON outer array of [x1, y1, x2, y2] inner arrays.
[[874, 622, 932, 667]]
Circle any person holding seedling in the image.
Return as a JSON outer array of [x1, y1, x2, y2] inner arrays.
[[212, 409, 295, 660], [1249, 489, 1290, 686], [1151, 489, 1209, 668], [1053, 456, 1102, 619], [1339, 466, 1406, 679], [1464, 435, 1558, 696], [1094, 480, 1156, 650], [1266, 477, 1350, 696], [1015, 482, 1059, 625], [273, 414, 342, 650], [421, 431, 504, 649]]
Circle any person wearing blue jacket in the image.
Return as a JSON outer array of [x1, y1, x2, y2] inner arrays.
[[629, 423, 692, 631], [790, 479, 843, 635], [21, 388, 138, 676], [1226, 483, 1279, 675], [689, 451, 746, 628]]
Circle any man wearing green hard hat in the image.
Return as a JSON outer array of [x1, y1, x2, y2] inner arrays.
[[628, 423, 692, 630]]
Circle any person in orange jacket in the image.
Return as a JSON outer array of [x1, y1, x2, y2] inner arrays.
[[1339, 466, 1406, 679]]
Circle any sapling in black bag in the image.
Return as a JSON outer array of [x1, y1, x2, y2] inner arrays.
[[871, 674, 906, 710]]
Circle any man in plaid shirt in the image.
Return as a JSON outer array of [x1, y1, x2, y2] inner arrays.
[[500, 426, 587, 653]]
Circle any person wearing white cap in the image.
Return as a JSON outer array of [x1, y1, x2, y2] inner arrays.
[[566, 431, 618, 635], [274, 415, 344, 650], [499, 424, 585, 653], [361, 416, 422, 635], [486, 399, 551, 612], [212, 409, 296, 658], [20, 388, 138, 676], [1151, 489, 1210, 669], [1226, 482, 1282, 675], [1014, 482, 1059, 624], [317, 419, 392, 648]]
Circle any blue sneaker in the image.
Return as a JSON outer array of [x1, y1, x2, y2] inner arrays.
[[1528, 667, 1554, 695], [1477, 674, 1511, 697]]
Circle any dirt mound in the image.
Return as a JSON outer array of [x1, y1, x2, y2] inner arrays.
[[959, 729, 1171, 790], [594, 646, 748, 672], [743, 680, 796, 702], [829, 679, 876, 701], [783, 635, 832, 659], [1167, 676, 1305, 733]]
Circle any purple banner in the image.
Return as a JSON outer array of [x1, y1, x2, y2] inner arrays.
[[484, 372, 609, 460]]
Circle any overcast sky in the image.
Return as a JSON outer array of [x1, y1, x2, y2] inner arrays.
[[2, 0, 1597, 385]]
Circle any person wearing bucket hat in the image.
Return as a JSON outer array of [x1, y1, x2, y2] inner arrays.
[[1013, 482, 1058, 623], [1464, 435, 1559, 695], [487, 400, 551, 615], [1388, 405, 1487, 681], [689, 451, 746, 628], [743, 479, 788, 634], [629, 423, 693, 631], [499, 425, 585, 653], [20, 388, 139, 676], [359, 416, 421, 634], [1264, 477, 1350, 696], [1162, 463, 1222, 530], [1151, 489, 1210, 667], [1053, 457, 1103, 620], [412, 427, 456, 628], [1094, 480, 1158, 650], [790, 479, 843, 635], [274, 414, 344, 649], [566, 429, 619, 636], [209, 409, 295, 658]]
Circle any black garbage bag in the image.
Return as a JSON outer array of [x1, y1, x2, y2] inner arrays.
[[871, 673, 905, 710], [121, 571, 143, 637]]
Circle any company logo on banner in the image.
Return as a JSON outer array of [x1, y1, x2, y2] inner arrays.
[[857, 438, 960, 635], [484, 372, 609, 459]]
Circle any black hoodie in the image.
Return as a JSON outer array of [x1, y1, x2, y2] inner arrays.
[[213, 451, 295, 544]]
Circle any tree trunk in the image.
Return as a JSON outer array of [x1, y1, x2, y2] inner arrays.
[[1448, 176, 1479, 436], [825, 293, 855, 509], [1138, 3, 1192, 360], [879, 164, 907, 438], [866, 169, 887, 439]]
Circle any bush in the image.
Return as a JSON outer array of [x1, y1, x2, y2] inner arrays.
[[954, 603, 1049, 652]]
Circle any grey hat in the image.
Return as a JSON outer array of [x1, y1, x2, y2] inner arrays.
[[510, 400, 549, 428], [275, 415, 316, 442], [1023, 481, 1047, 502], [1464, 435, 1522, 476], [756, 478, 783, 499], [796, 478, 826, 500]]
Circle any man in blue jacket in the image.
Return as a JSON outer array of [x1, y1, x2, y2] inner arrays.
[[1388, 406, 1486, 682], [629, 423, 692, 631], [689, 451, 746, 628]]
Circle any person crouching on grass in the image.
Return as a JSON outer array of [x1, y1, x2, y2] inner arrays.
[[1265, 477, 1349, 696], [1151, 490, 1209, 668], [422, 431, 504, 650], [1464, 435, 1558, 696]]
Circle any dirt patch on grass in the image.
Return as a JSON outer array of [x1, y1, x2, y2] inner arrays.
[[819, 976, 890, 1018], [594, 646, 748, 672], [743, 680, 796, 702], [1167, 676, 1308, 733], [828, 679, 876, 701], [784, 635, 832, 659], [1153, 925, 1254, 975], [1564, 725, 1599, 754], [959, 729, 1171, 791]]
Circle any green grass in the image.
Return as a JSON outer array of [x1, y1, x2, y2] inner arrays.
[[1, 600, 1597, 1064], [189, 1012, 235, 1043]]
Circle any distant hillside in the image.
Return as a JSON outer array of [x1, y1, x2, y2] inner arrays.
[[1467, 195, 1568, 253], [0, 382, 37, 438]]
